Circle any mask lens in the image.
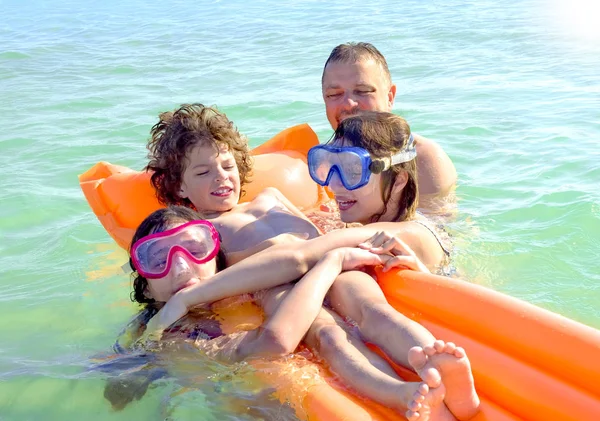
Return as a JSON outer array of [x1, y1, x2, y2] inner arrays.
[[308, 146, 372, 190], [308, 147, 336, 184], [336, 152, 365, 188], [132, 222, 219, 277]]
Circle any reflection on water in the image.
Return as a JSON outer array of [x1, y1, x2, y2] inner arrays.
[[90, 293, 339, 420], [91, 337, 332, 420]]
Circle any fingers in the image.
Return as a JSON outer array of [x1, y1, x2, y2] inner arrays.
[[358, 230, 389, 249], [382, 255, 430, 273], [360, 231, 417, 258], [341, 248, 390, 271], [354, 249, 389, 266]]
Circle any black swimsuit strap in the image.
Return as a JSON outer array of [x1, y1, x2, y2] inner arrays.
[[412, 218, 452, 257]]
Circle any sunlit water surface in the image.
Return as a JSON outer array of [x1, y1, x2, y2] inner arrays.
[[1, 0, 599, 419]]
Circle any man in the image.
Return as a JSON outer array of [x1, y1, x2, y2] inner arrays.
[[321, 42, 457, 211]]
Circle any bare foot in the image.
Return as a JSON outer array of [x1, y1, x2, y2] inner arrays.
[[409, 341, 480, 420], [408, 346, 442, 388], [405, 382, 455, 421]]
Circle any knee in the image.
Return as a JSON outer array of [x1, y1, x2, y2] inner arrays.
[[258, 328, 298, 356], [314, 323, 348, 355]]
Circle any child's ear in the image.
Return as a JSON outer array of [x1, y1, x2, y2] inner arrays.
[[391, 170, 408, 195], [179, 186, 189, 199]]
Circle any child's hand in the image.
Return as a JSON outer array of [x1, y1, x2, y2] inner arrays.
[[140, 295, 189, 343], [338, 247, 390, 271], [358, 231, 430, 273]]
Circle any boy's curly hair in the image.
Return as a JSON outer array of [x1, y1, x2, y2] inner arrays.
[[146, 103, 253, 207]]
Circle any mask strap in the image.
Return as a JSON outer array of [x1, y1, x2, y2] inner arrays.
[[369, 134, 417, 174]]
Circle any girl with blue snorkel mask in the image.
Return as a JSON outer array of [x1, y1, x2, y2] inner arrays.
[[308, 112, 418, 223], [306, 112, 475, 419], [308, 111, 450, 263]]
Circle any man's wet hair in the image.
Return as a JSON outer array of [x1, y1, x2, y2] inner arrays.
[[322, 42, 392, 85]]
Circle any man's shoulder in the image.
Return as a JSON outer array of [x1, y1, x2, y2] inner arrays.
[[412, 133, 457, 196], [414, 133, 443, 156], [413, 133, 453, 166]]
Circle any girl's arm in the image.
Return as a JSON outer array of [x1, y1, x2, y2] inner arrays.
[[143, 225, 411, 336], [234, 248, 389, 359]]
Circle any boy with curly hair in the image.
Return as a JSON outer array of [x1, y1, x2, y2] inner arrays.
[[146, 103, 321, 263]]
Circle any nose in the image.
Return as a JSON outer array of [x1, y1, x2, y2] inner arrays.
[[170, 252, 193, 278], [215, 165, 230, 182], [341, 93, 359, 111], [328, 169, 346, 192]]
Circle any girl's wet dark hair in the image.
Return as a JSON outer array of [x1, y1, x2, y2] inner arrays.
[[129, 206, 227, 307]]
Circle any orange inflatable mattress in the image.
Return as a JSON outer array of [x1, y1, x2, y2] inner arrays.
[[80, 124, 600, 420]]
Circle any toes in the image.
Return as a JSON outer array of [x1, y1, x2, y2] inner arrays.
[[405, 409, 420, 421], [420, 367, 441, 388], [411, 393, 425, 405], [433, 339, 446, 352], [408, 399, 422, 412], [423, 345, 438, 358], [417, 382, 429, 396], [443, 341, 457, 354], [454, 346, 467, 359], [408, 346, 428, 370], [410, 346, 441, 387]]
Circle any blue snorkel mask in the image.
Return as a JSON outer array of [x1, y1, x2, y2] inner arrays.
[[307, 134, 417, 191]]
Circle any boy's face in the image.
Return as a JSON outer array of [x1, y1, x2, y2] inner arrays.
[[180, 143, 241, 214]]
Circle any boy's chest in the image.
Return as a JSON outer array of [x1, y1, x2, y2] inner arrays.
[[212, 198, 317, 251]]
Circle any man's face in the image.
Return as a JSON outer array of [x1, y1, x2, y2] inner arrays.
[[322, 59, 396, 130]]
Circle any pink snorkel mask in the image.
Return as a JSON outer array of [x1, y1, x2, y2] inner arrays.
[[131, 220, 220, 279]]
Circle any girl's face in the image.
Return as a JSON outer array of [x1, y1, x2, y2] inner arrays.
[[329, 167, 386, 224], [144, 223, 218, 303], [326, 139, 386, 224], [179, 143, 241, 216]]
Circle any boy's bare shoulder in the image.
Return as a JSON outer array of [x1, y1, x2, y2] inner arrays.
[[247, 187, 289, 210], [256, 186, 284, 199]]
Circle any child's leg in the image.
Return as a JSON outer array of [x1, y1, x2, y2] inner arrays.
[[304, 306, 437, 412], [327, 270, 440, 384], [242, 283, 449, 415]]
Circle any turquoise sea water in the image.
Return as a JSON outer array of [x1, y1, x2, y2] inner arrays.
[[1, 0, 599, 419]]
